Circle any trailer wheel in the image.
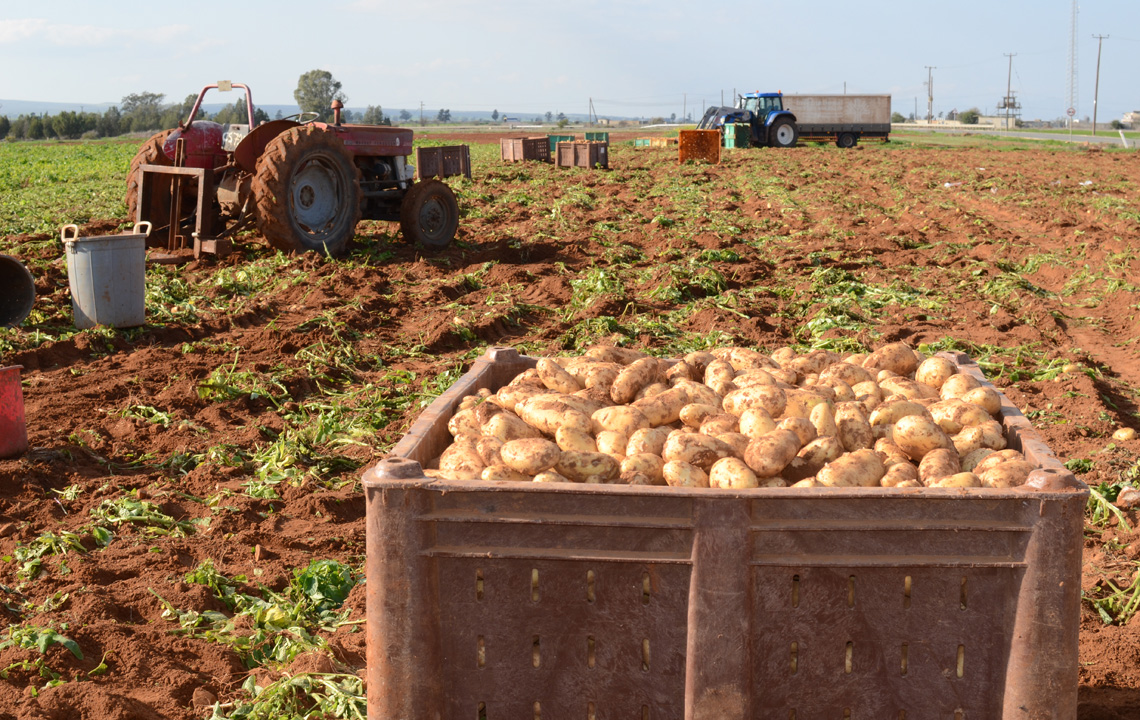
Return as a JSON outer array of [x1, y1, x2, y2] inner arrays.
[[252, 125, 363, 255], [769, 119, 798, 148], [124, 129, 174, 223], [837, 133, 858, 149], [400, 179, 459, 249]]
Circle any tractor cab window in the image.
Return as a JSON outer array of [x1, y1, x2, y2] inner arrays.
[[742, 96, 783, 117]]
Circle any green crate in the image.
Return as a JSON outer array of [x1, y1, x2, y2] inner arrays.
[[585, 132, 610, 143], [634, 138, 652, 147], [548, 135, 576, 153], [724, 123, 751, 149]]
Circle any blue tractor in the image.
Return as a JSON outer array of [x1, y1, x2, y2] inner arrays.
[[696, 91, 799, 148]]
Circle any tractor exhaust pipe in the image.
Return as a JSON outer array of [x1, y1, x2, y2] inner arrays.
[[331, 99, 343, 126], [0, 255, 34, 328]]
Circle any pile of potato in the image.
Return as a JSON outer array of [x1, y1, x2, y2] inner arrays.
[[429, 343, 1037, 489]]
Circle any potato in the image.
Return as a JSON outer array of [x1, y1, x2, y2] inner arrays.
[[743, 429, 801, 478], [709, 457, 760, 489], [918, 448, 960, 485], [533, 470, 571, 484], [458, 395, 479, 411], [770, 346, 796, 365], [881, 462, 920, 487], [515, 395, 593, 436], [962, 386, 1002, 417], [664, 360, 696, 383], [585, 345, 646, 365], [759, 476, 789, 488], [781, 389, 831, 420], [611, 358, 662, 404], [579, 363, 622, 390], [863, 342, 920, 377], [979, 460, 1034, 488], [634, 382, 670, 401], [663, 433, 734, 471], [973, 449, 1025, 476], [700, 414, 740, 436], [777, 417, 817, 447], [892, 414, 954, 461], [716, 432, 751, 458], [704, 360, 737, 396], [683, 351, 716, 375], [723, 385, 788, 419], [448, 408, 482, 438], [834, 403, 873, 452], [790, 478, 820, 488], [929, 399, 991, 435], [536, 357, 583, 394], [817, 448, 886, 488], [673, 379, 723, 409], [716, 346, 781, 372], [592, 405, 651, 436], [621, 471, 654, 485], [555, 451, 621, 483], [851, 380, 882, 401], [733, 369, 777, 388], [817, 378, 855, 403], [476, 437, 505, 466], [632, 387, 690, 426], [819, 361, 873, 388], [930, 472, 981, 488], [739, 407, 777, 439], [481, 411, 540, 442], [940, 373, 981, 401], [438, 441, 485, 480], [952, 426, 985, 459], [961, 447, 995, 473], [878, 377, 939, 401], [481, 465, 531, 483], [796, 436, 843, 476], [662, 460, 710, 488], [574, 385, 616, 408], [626, 427, 669, 457], [869, 400, 931, 430], [557, 393, 605, 419], [595, 430, 629, 458], [915, 357, 957, 390], [621, 454, 666, 484], [554, 426, 596, 453], [976, 420, 1008, 450], [473, 400, 504, 426], [500, 438, 561, 475], [506, 368, 546, 389], [680, 403, 722, 429], [809, 402, 838, 438]]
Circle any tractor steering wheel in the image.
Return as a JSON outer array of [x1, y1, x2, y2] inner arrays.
[[283, 112, 321, 124]]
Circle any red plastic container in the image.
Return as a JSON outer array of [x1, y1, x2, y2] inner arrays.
[[0, 365, 27, 458]]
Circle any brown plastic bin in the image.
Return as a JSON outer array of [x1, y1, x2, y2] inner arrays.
[[555, 141, 609, 169], [364, 347, 1087, 720], [416, 145, 472, 180], [678, 129, 721, 165], [500, 137, 551, 163]]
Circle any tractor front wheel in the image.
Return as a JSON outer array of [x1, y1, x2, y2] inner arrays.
[[124, 129, 174, 223], [252, 125, 363, 255], [769, 119, 799, 148], [399, 179, 459, 249]]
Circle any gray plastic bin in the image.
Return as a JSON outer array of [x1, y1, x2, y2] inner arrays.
[[61, 223, 150, 329]]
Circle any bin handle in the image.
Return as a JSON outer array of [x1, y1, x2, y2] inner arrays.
[[134, 221, 152, 237], [59, 224, 79, 244]]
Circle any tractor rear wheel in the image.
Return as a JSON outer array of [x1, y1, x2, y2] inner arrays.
[[399, 179, 459, 249], [769, 119, 798, 148], [124, 129, 174, 223], [252, 125, 363, 255]]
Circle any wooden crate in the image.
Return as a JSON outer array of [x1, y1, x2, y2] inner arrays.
[[678, 129, 721, 164]]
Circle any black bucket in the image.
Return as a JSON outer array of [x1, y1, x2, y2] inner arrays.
[[0, 255, 35, 328]]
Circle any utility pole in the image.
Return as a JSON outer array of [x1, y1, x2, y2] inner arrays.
[[914, 96, 917, 121], [419, 101, 424, 127], [683, 93, 686, 124], [1092, 34, 1109, 136], [924, 66, 936, 123], [1002, 53, 1016, 130]]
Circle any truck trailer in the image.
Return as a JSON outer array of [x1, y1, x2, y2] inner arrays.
[[696, 91, 892, 148]]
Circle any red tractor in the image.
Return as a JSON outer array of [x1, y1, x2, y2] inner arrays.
[[126, 82, 463, 260]]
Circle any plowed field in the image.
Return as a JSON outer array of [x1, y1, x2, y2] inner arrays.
[[1, 134, 1138, 719]]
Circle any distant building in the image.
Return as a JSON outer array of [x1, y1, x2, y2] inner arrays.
[[1121, 111, 1140, 127]]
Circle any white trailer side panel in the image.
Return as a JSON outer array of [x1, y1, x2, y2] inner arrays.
[[782, 95, 891, 125]]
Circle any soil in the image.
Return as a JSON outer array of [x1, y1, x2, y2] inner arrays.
[[2, 139, 1139, 718]]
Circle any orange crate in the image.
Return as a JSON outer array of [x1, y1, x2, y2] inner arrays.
[[678, 129, 721, 164]]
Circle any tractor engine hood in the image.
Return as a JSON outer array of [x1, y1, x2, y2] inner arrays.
[[696, 106, 753, 130], [162, 121, 226, 170]]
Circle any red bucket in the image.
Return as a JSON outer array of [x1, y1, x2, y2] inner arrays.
[[0, 365, 27, 458]]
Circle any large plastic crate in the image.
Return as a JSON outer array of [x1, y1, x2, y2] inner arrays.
[[555, 141, 609, 170], [724, 123, 751, 149], [500, 137, 551, 163], [416, 145, 472, 180], [678, 129, 721, 164], [364, 347, 1087, 720], [547, 134, 577, 154]]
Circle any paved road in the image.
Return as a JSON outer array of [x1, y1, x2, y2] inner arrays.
[[900, 126, 1133, 147]]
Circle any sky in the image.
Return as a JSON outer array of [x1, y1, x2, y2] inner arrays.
[[0, 0, 1137, 123]]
